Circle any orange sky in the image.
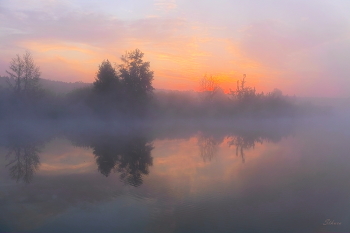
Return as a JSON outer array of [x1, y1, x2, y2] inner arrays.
[[1, 0, 350, 97]]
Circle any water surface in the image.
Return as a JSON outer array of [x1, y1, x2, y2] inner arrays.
[[1, 117, 350, 233]]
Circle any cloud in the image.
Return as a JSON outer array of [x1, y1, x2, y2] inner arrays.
[[154, 0, 177, 12], [1, 0, 350, 96], [0, 5, 195, 82], [0, 1, 188, 47], [1, 11, 125, 46], [230, 1, 350, 96]]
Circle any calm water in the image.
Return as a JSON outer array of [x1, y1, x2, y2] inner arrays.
[[1, 116, 350, 233]]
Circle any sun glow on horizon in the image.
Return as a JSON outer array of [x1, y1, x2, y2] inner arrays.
[[1, 0, 350, 97]]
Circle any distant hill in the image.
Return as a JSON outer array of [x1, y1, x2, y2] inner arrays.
[[0, 76, 91, 95], [39, 78, 91, 94], [1, 76, 348, 110]]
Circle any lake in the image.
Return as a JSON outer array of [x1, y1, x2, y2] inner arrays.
[[1, 115, 350, 233]]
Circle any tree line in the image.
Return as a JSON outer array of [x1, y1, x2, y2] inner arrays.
[[0, 49, 155, 121], [0, 49, 311, 122]]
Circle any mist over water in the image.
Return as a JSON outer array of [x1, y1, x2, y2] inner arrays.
[[0, 50, 349, 232], [0, 110, 349, 232], [1, 0, 350, 230]]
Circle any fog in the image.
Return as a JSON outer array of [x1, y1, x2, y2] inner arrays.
[[1, 50, 350, 232], [0, 63, 343, 186], [1, 103, 350, 232], [0, 108, 333, 186]]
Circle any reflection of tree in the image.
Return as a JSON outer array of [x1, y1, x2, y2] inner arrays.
[[91, 134, 153, 187], [6, 144, 40, 183], [228, 135, 265, 163], [94, 144, 119, 177], [195, 121, 293, 163], [197, 133, 218, 162], [117, 137, 153, 186]]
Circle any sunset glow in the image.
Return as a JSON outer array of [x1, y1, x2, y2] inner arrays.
[[1, 0, 350, 97]]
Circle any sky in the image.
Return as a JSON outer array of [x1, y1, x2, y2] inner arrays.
[[1, 0, 350, 97]]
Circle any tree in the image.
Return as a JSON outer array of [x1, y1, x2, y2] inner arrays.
[[230, 74, 258, 103], [93, 60, 119, 94], [91, 60, 122, 116], [91, 49, 154, 117], [200, 74, 220, 102], [6, 51, 41, 97], [118, 49, 154, 110]]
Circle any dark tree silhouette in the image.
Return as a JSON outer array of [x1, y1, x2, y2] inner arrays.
[[119, 49, 154, 116], [90, 50, 154, 117], [91, 60, 122, 116], [230, 74, 259, 104], [6, 51, 41, 97], [93, 60, 120, 93]]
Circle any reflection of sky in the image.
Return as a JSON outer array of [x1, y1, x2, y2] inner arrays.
[[36, 196, 152, 233], [1, 119, 350, 232], [39, 138, 96, 175], [1, 0, 350, 96]]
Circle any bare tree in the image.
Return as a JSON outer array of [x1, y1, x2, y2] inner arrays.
[[6, 51, 41, 96], [200, 74, 220, 102], [230, 74, 258, 103]]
